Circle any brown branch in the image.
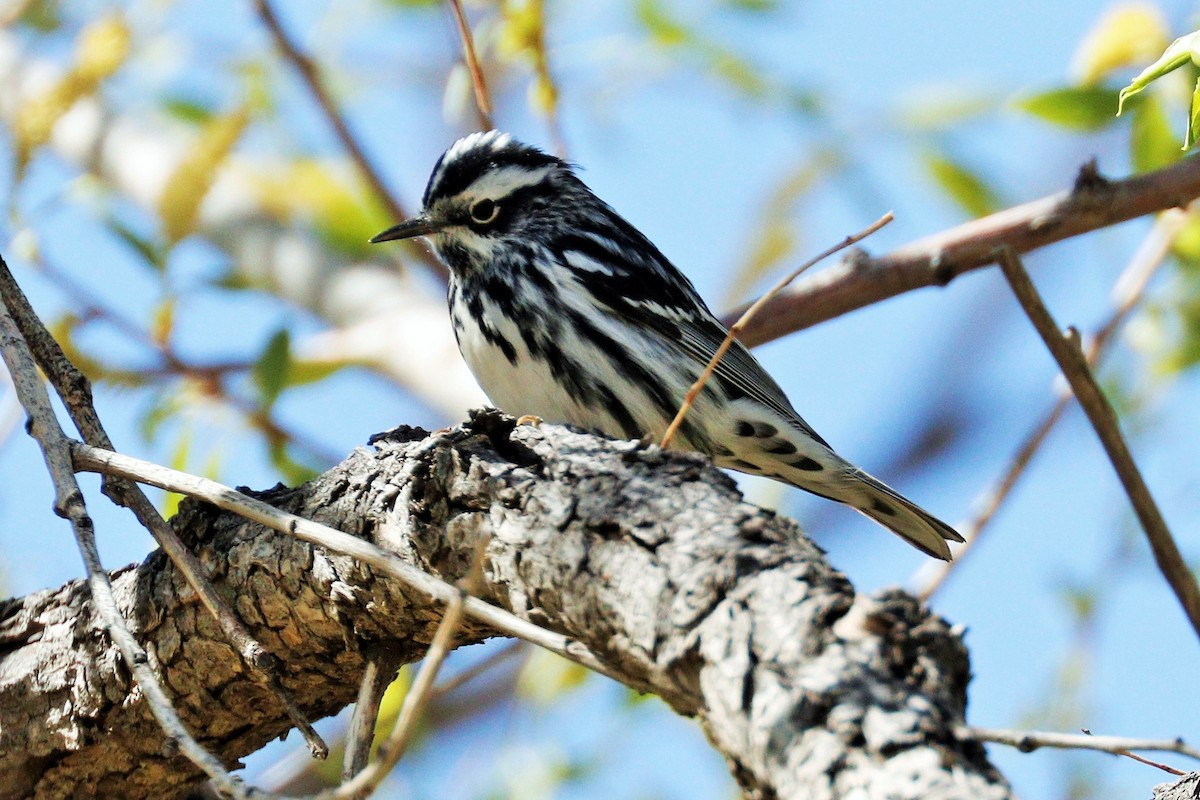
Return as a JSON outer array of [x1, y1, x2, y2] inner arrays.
[[0, 256, 332, 760], [334, 583, 468, 797], [0, 280, 254, 798], [70, 439, 621, 686], [914, 208, 1185, 601], [4, 412, 1013, 797], [251, 0, 449, 282], [342, 652, 399, 781], [727, 157, 1200, 346], [995, 247, 1200, 640], [447, 0, 493, 130]]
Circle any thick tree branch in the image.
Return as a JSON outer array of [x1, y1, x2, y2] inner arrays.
[[0, 412, 1011, 799], [728, 157, 1200, 346]]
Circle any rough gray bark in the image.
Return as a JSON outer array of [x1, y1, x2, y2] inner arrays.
[[0, 410, 1012, 799], [1155, 773, 1200, 799]]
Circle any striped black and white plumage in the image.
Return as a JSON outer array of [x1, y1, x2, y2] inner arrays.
[[371, 131, 962, 559]]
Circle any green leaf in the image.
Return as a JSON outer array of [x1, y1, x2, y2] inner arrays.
[[922, 153, 1000, 218], [723, 0, 777, 9], [1170, 213, 1200, 269], [1015, 86, 1122, 131], [1188, 76, 1200, 149], [253, 328, 292, 408], [1130, 93, 1181, 173], [20, 0, 62, 32], [288, 358, 350, 387], [636, 0, 690, 47], [162, 96, 215, 125], [164, 427, 192, 518], [1117, 31, 1200, 115], [517, 649, 591, 703], [267, 439, 320, 485], [105, 216, 167, 271]]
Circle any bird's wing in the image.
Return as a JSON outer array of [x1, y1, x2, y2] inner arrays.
[[553, 228, 831, 449], [672, 313, 831, 449]]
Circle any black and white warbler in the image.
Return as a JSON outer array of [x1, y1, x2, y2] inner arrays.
[[371, 131, 962, 560]]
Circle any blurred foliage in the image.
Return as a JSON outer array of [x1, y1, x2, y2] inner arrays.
[[158, 106, 250, 244], [14, 14, 129, 168]]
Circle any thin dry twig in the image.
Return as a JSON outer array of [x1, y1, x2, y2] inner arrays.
[[0, 291, 255, 799], [913, 208, 1186, 601], [661, 212, 893, 449], [342, 651, 401, 781], [725, 157, 1200, 348], [251, 0, 448, 282], [34, 251, 337, 465], [447, 0, 494, 129], [996, 247, 1200, 640], [0, 258, 329, 759], [70, 441, 625, 687], [963, 725, 1198, 773], [333, 538, 487, 797], [431, 640, 525, 699]]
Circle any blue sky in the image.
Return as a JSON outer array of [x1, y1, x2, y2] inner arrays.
[[2, 1, 1198, 797]]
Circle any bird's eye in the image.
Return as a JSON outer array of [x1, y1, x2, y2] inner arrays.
[[470, 199, 500, 224]]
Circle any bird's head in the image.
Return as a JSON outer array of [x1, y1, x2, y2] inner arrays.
[[370, 131, 578, 274]]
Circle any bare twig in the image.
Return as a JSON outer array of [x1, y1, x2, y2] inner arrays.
[[0, 259, 329, 758], [0, 289, 254, 799], [447, 0, 493, 129], [913, 209, 1185, 601], [342, 652, 400, 781], [726, 158, 1200, 348], [661, 212, 893, 449], [333, 537, 487, 797], [432, 640, 525, 699], [34, 252, 337, 465], [252, 0, 449, 282], [70, 441, 627, 689], [995, 247, 1200, 640], [963, 725, 1198, 773]]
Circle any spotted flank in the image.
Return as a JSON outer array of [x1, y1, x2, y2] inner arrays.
[[370, 130, 963, 560]]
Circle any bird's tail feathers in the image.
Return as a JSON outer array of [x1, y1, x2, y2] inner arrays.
[[850, 473, 963, 561]]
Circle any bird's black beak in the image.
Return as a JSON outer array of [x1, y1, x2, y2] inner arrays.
[[369, 216, 443, 243]]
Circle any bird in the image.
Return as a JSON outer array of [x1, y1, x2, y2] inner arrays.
[[370, 131, 962, 560]]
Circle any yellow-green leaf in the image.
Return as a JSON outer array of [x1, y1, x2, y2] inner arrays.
[[254, 160, 391, 256], [158, 106, 250, 244], [253, 328, 292, 408], [637, 0, 689, 47], [724, 151, 836, 305], [1117, 31, 1200, 116], [151, 297, 176, 348], [1071, 3, 1169, 86], [1130, 93, 1181, 172], [76, 15, 131, 81], [105, 216, 167, 271], [268, 441, 320, 485], [1171, 212, 1200, 270], [1187, 76, 1200, 149], [923, 153, 1000, 218], [288, 358, 349, 388], [517, 649, 591, 703], [164, 427, 192, 518], [1015, 86, 1122, 131], [14, 15, 130, 166]]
